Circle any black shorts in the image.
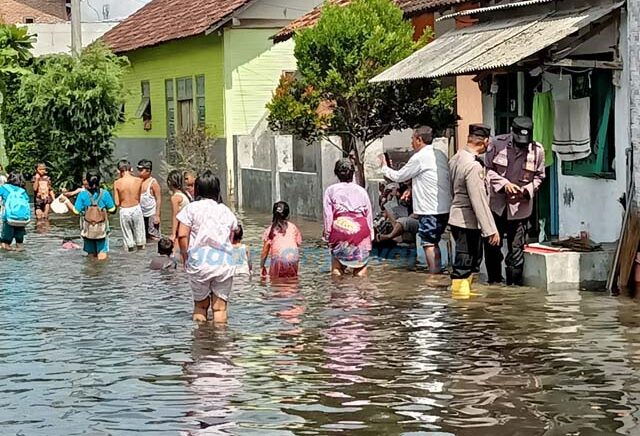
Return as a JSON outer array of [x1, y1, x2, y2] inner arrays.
[[35, 196, 52, 211], [417, 214, 449, 246], [143, 216, 161, 239]]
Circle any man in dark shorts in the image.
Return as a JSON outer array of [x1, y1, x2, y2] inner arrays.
[[380, 126, 451, 273]]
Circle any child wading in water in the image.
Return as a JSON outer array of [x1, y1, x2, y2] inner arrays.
[[61, 171, 116, 260], [0, 172, 31, 251], [150, 237, 177, 270], [232, 224, 252, 276], [33, 163, 55, 220], [137, 159, 161, 241], [183, 170, 196, 201], [177, 171, 237, 323], [114, 160, 146, 251], [167, 170, 190, 245], [261, 201, 302, 278]]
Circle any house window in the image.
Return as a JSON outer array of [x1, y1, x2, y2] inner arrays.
[[24, 17, 35, 24], [196, 75, 205, 126], [176, 77, 194, 133], [561, 69, 615, 178], [136, 80, 152, 130], [165, 79, 176, 137]]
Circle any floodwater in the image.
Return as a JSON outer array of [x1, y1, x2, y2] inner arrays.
[[2, 210, 640, 435]]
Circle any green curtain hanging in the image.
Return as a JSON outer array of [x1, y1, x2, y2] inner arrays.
[[594, 84, 613, 173], [533, 91, 555, 167]]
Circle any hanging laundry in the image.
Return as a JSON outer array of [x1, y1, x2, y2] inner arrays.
[[533, 91, 555, 167], [552, 97, 591, 162]]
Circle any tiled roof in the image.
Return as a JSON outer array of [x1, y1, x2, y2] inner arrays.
[[102, 0, 254, 54], [272, 0, 468, 42], [0, 0, 68, 24]]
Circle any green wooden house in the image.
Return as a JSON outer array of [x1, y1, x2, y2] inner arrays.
[[102, 0, 321, 194]]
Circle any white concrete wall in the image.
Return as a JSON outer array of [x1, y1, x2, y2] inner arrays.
[[382, 129, 412, 150], [482, 93, 495, 133], [26, 22, 116, 56]]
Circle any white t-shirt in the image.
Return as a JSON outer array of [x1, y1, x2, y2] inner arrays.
[[176, 199, 238, 281], [382, 145, 451, 215]]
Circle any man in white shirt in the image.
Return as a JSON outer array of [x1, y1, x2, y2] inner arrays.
[[379, 126, 451, 273]]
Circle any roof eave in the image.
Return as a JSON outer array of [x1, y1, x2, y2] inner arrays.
[[204, 0, 259, 35]]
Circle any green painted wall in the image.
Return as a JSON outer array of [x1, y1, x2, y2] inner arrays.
[[116, 34, 225, 139], [223, 28, 297, 138], [222, 28, 297, 189]]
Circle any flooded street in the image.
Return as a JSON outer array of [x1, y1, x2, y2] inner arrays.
[[2, 211, 640, 435]]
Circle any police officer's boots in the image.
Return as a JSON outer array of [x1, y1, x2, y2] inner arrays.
[[506, 267, 524, 286]]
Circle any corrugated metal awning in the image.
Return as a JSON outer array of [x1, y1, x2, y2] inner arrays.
[[436, 0, 554, 22], [371, 2, 623, 82]]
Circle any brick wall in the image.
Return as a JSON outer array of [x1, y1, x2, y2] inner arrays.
[[630, 1, 640, 207], [0, 0, 67, 24]]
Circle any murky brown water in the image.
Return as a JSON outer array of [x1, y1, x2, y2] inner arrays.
[[1, 209, 640, 435]]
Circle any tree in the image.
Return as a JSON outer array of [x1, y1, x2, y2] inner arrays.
[[8, 43, 128, 188], [0, 24, 34, 170], [267, 0, 457, 185], [164, 126, 219, 176]]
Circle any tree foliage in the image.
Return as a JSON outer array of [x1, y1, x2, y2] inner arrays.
[[267, 0, 457, 182], [164, 127, 219, 177], [0, 24, 34, 170], [6, 43, 128, 188]]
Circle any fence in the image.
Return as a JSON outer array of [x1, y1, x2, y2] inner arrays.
[[234, 133, 342, 219]]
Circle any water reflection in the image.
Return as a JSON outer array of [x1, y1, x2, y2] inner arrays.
[[1, 212, 640, 434], [184, 326, 242, 434]]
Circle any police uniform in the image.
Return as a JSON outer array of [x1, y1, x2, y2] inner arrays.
[[449, 124, 498, 281], [484, 117, 546, 286]]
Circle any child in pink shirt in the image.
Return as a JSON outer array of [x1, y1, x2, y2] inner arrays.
[[260, 201, 302, 278]]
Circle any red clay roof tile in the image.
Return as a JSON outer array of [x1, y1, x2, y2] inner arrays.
[[272, 0, 469, 42], [102, 0, 254, 53]]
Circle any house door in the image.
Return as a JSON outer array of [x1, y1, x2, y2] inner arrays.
[[494, 72, 559, 239], [493, 73, 520, 135], [178, 100, 194, 133]]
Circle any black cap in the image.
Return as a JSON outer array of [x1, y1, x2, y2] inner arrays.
[[469, 123, 491, 139], [512, 117, 533, 144]]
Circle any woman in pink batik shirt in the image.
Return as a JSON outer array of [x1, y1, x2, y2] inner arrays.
[[323, 158, 374, 277]]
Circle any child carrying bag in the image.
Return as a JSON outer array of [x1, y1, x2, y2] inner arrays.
[[81, 190, 108, 239], [4, 185, 31, 227]]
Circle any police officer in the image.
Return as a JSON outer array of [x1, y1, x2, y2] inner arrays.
[[484, 117, 546, 286], [449, 124, 500, 292]]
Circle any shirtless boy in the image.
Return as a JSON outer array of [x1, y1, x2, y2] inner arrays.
[[114, 160, 146, 251], [33, 163, 55, 220], [138, 159, 162, 240]]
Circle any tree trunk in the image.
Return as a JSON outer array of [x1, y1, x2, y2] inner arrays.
[[343, 134, 366, 187]]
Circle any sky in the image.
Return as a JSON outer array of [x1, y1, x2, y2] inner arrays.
[[81, 0, 150, 22]]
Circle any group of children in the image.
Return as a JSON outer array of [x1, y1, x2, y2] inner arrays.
[[0, 160, 306, 323], [0, 163, 53, 251]]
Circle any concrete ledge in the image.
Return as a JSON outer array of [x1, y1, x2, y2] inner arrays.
[[523, 244, 616, 291]]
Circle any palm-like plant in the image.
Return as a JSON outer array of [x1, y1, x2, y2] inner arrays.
[[0, 24, 34, 169]]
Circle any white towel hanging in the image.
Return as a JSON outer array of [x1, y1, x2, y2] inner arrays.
[[552, 97, 591, 162]]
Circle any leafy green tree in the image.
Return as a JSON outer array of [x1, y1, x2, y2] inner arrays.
[[8, 43, 128, 188], [267, 0, 456, 184], [0, 24, 34, 170]]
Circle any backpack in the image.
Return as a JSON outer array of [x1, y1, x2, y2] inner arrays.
[[81, 190, 108, 239], [4, 185, 30, 227]]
